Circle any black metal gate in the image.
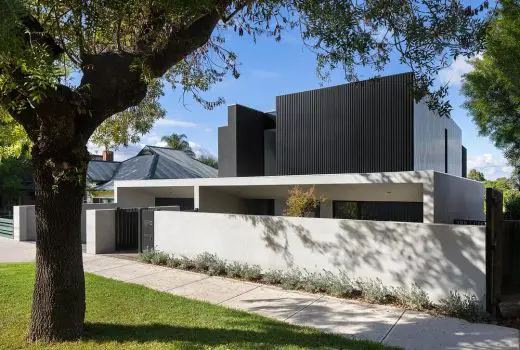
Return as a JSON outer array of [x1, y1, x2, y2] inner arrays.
[[116, 206, 180, 252], [115, 208, 139, 251], [140, 208, 155, 252]]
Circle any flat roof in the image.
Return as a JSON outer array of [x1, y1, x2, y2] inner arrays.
[[114, 170, 438, 189]]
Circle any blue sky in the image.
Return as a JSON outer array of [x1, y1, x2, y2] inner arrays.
[[91, 27, 512, 180]]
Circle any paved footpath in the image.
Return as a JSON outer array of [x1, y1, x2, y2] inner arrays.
[[1, 237, 518, 350]]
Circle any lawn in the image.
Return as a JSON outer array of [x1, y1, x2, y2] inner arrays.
[[0, 263, 394, 350]]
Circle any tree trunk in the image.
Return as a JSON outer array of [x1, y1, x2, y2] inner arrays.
[[28, 141, 89, 342]]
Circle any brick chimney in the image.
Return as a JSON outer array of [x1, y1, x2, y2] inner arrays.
[[102, 150, 114, 162]]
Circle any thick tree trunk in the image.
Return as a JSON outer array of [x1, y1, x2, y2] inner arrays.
[[28, 142, 89, 342]]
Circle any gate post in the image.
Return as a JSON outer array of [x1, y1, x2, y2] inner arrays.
[[486, 188, 504, 317]]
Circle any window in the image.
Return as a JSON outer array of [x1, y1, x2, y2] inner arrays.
[[444, 128, 448, 173], [333, 201, 423, 222], [93, 197, 114, 204]]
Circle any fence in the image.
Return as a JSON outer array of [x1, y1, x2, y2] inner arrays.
[[502, 220, 520, 295], [115, 208, 139, 251], [0, 218, 13, 238], [154, 211, 486, 302]]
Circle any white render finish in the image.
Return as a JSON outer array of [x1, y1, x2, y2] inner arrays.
[[115, 170, 484, 224], [154, 211, 487, 302], [86, 209, 116, 254], [13, 203, 118, 243], [13, 205, 36, 241], [434, 172, 485, 223], [81, 203, 116, 242], [414, 101, 463, 176]]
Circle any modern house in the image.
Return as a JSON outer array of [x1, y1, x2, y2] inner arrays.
[[114, 73, 484, 224]]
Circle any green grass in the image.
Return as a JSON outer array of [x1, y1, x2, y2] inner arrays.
[[0, 263, 394, 350]]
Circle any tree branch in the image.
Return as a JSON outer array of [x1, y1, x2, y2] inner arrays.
[[147, 7, 226, 77]]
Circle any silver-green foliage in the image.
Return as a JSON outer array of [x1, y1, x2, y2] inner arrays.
[[138, 250, 486, 322]]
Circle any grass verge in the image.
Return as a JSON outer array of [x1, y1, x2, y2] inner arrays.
[[0, 263, 395, 350]]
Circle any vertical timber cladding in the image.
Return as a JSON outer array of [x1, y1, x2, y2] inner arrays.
[[276, 73, 415, 175]]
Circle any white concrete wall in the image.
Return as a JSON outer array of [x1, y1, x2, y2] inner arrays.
[[198, 187, 247, 213], [155, 211, 486, 302], [13, 203, 116, 242], [13, 205, 36, 241], [81, 203, 115, 243], [86, 209, 116, 254], [116, 187, 154, 208], [434, 172, 485, 224]]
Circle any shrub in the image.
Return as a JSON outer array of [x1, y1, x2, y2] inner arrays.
[[138, 249, 156, 263], [358, 278, 393, 303], [299, 270, 333, 293], [166, 255, 183, 268], [325, 271, 359, 298], [177, 256, 196, 270], [393, 284, 432, 310], [284, 185, 325, 217], [261, 269, 284, 285], [148, 251, 169, 266], [241, 264, 263, 281], [226, 261, 244, 278], [280, 268, 303, 290], [193, 253, 226, 275], [438, 291, 488, 322]]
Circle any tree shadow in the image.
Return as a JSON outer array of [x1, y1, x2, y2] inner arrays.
[[82, 321, 383, 348], [230, 214, 335, 267]]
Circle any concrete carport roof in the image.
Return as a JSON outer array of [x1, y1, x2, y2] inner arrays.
[[114, 170, 433, 208]]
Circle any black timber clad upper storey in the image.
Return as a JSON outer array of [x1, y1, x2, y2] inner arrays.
[[218, 104, 275, 177], [276, 73, 414, 175]]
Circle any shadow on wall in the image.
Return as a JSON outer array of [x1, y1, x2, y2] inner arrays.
[[231, 214, 334, 266], [232, 213, 485, 299]]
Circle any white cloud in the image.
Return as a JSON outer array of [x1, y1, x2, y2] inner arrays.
[[438, 54, 481, 87], [468, 153, 513, 180], [204, 127, 212, 133], [156, 119, 198, 128], [189, 141, 215, 158], [251, 69, 280, 80]]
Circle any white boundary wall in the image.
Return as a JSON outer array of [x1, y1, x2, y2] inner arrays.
[[13, 203, 116, 242], [86, 209, 116, 254], [155, 211, 486, 302]]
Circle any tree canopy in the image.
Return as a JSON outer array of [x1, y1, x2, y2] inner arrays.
[[462, 0, 520, 170], [468, 168, 486, 182], [198, 154, 218, 169], [0, 0, 493, 343], [161, 133, 195, 157]]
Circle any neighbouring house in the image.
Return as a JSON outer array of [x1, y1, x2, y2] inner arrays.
[[115, 72, 483, 223], [86, 145, 217, 203]]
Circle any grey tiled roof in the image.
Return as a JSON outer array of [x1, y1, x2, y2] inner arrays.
[[93, 146, 217, 191], [87, 160, 120, 182], [142, 146, 217, 179]]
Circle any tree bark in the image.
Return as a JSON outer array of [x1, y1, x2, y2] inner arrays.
[[28, 140, 89, 342]]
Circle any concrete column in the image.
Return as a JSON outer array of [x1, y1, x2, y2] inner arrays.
[[422, 175, 435, 224], [86, 209, 116, 254], [194, 185, 200, 210], [13, 205, 36, 241], [320, 200, 333, 218]]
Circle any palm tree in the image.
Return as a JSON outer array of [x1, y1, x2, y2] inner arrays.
[[161, 133, 195, 157]]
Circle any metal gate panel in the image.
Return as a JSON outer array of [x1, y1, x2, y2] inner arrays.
[[115, 208, 139, 251]]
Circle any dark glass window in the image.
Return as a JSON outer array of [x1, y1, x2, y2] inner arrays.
[[333, 201, 423, 222], [445, 128, 448, 173]]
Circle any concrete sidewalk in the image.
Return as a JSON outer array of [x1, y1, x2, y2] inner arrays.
[[1, 237, 518, 349]]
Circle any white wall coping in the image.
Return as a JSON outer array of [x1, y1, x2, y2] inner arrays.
[[115, 170, 436, 189]]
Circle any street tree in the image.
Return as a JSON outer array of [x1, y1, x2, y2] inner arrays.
[[463, 0, 520, 169], [0, 0, 490, 342]]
